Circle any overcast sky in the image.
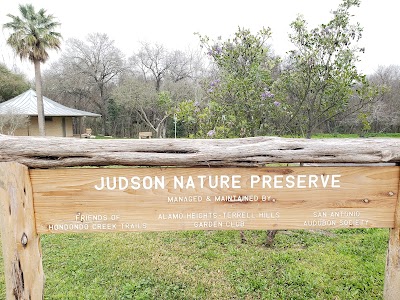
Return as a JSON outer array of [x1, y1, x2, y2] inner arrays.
[[1, 0, 399, 78]]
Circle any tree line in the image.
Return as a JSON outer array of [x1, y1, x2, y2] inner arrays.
[[1, 0, 398, 138]]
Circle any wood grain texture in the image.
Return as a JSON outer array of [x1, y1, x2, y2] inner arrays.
[[384, 166, 400, 300], [0, 162, 44, 299], [30, 166, 399, 234], [0, 135, 399, 168]]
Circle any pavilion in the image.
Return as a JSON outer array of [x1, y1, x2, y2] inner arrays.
[[0, 89, 100, 137]]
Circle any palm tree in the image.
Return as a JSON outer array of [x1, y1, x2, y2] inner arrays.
[[3, 4, 62, 136]]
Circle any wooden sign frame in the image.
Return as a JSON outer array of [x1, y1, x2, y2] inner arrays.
[[0, 136, 400, 299]]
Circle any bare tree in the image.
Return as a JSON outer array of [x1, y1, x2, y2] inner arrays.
[[368, 65, 400, 132], [130, 43, 201, 91], [121, 44, 205, 138], [43, 60, 95, 134], [167, 49, 194, 82], [130, 42, 173, 92], [62, 33, 125, 135], [113, 76, 171, 138], [0, 110, 30, 135]]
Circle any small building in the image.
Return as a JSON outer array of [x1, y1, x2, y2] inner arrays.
[[0, 89, 101, 137]]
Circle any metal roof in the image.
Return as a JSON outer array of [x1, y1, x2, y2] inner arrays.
[[0, 89, 101, 117]]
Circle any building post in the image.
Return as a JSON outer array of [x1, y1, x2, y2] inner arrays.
[[0, 162, 44, 299]]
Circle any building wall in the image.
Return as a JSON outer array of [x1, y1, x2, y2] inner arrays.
[[12, 117, 74, 137], [65, 117, 73, 137]]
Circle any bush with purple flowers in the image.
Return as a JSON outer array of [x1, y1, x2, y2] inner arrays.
[[271, 0, 376, 138], [207, 129, 216, 137], [261, 88, 274, 100], [195, 27, 284, 137]]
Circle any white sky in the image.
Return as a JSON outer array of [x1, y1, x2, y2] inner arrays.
[[0, 0, 399, 78]]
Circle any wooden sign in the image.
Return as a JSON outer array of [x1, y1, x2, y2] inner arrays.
[[1, 134, 400, 300], [30, 166, 399, 234]]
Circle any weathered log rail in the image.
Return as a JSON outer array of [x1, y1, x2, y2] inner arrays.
[[0, 135, 399, 168]]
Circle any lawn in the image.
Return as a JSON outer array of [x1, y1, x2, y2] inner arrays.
[[0, 228, 389, 299]]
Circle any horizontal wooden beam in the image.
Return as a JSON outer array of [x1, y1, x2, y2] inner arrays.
[[0, 135, 399, 168]]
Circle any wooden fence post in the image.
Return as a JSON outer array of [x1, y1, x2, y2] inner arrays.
[[384, 166, 400, 300], [0, 162, 44, 300]]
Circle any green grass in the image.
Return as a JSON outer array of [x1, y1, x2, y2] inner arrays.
[[312, 133, 400, 139], [0, 229, 389, 299], [94, 132, 400, 140], [311, 133, 361, 138], [362, 132, 400, 138], [285, 133, 400, 139]]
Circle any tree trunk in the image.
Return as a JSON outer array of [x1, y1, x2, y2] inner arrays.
[[265, 230, 278, 247], [34, 60, 45, 136], [99, 84, 108, 136], [101, 110, 107, 136]]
